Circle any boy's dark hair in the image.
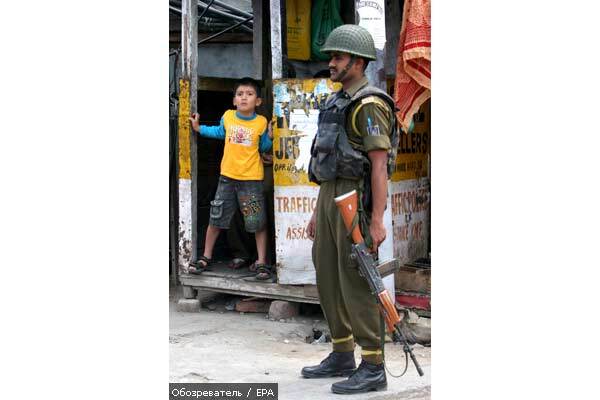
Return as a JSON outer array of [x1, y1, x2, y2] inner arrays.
[[234, 77, 261, 98]]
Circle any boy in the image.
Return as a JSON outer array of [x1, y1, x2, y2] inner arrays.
[[188, 77, 274, 280]]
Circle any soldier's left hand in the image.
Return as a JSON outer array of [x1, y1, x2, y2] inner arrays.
[[369, 219, 386, 252]]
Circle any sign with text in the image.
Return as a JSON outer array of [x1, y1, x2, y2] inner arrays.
[[391, 99, 430, 182], [273, 186, 319, 284], [169, 383, 278, 400], [390, 177, 430, 264]]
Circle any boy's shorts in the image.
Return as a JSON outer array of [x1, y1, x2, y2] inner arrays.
[[209, 175, 267, 233]]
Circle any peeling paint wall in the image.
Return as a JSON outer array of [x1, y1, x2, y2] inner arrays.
[[272, 79, 338, 284], [390, 178, 430, 263], [274, 186, 319, 284], [390, 100, 431, 265], [177, 75, 194, 272], [270, 0, 283, 79], [272, 78, 396, 293], [178, 179, 193, 271]]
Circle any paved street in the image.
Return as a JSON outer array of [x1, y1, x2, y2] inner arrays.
[[170, 287, 431, 400]]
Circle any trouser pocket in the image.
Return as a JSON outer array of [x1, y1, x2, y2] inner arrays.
[[209, 200, 224, 219]]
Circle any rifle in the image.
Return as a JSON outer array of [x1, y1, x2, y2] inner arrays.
[[334, 190, 425, 377]]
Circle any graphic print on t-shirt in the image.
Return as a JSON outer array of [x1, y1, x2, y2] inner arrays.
[[228, 125, 253, 146]]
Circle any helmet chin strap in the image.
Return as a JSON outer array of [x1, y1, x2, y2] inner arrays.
[[336, 55, 356, 82]]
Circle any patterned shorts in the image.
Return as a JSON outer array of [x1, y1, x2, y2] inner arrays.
[[209, 175, 266, 233]]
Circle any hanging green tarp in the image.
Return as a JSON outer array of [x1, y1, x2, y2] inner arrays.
[[311, 0, 344, 61]]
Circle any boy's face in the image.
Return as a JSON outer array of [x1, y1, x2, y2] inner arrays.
[[233, 85, 262, 113]]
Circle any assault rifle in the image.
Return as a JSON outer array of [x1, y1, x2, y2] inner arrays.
[[334, 190, 424, 377]]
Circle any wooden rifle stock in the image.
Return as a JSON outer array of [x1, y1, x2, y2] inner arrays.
[[335, 190, 425, 377], [334, 190, 402, 333], [334, 190, 364, 244]]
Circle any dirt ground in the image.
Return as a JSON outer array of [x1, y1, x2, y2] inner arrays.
[[169, 286, 431, 400]]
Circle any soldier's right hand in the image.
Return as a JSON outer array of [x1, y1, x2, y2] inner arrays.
[[307, 212, 317, 241], [189, 113, 200, 132]]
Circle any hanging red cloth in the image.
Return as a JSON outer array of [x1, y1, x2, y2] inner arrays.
[[394, 0, 431, 132]]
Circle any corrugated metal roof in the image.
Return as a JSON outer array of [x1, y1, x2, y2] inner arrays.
[[169, 0, 253, 34]]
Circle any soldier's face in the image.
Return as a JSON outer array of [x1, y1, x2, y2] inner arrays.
[[328, 52, 352, 82]]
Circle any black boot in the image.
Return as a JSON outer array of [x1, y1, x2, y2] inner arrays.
[[301, 351, 356, 379], [331, 360, 387, 394]]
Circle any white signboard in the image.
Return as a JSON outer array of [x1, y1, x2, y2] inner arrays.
[[274, 186, 320, 284]]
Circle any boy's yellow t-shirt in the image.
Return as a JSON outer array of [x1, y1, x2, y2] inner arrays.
[[220, 110, 268, 180]]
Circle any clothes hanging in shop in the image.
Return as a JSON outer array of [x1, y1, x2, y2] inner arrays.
[[394, 0, 431, 132]]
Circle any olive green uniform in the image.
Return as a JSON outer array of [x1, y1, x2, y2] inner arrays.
[[312, 77, 394, 365]]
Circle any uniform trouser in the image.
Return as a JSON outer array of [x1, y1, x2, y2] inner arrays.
[[312, 178, 384, 365]]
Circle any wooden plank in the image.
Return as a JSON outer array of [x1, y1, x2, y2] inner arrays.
[[169, 117, 179, 284], [252, 0, 263, 80], [197, 77, 238, 92], [177, 0, 199, 273], [340, 0, 356, 23], [377, 258, 400, 278], [179, 274, 320, 304], [384, 0, 402, 77], [303, 285, 319, 299], [269, 0, 283, 79], [394, 266, 431, 294]]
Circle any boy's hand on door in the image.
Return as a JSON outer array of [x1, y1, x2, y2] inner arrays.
[[189, 113, 201, 132]]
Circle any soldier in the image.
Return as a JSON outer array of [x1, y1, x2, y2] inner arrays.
[[303, 25, 399, 394]]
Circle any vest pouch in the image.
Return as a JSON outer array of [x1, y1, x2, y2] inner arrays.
[[311, 122, 340, 182], [313, 122, 339, 153], [335, 129, 368, 180], [307, 136, 319, 184]]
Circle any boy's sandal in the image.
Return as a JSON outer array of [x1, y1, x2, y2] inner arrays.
[[189, 256, 211, 275], [248, 261, 258, 272], [228, 258, 247, 270], [255, 264, 274, 281]]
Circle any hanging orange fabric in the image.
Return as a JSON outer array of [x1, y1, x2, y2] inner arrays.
[[394, 0, 431, 132]]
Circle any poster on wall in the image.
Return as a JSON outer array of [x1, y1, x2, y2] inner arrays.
[[357, 0, 386, 90], [356, 0, 386, 48], [272, 79, 341, 285]]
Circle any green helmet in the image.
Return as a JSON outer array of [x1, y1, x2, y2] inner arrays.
[[320, 24, 377, 61]]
